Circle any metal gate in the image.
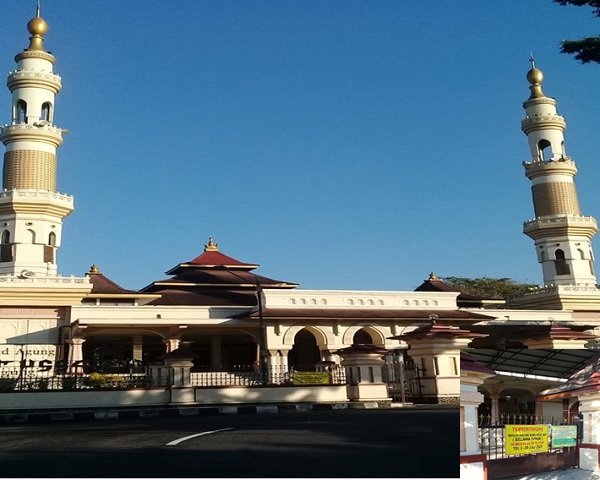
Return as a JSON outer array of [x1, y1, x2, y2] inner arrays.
[[479, 414, 579, 480], [383, 353, 423, 402]]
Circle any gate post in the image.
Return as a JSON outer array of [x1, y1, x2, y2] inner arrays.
[[460, 353, 495, 480], [159, 346, 196, 405], [392, 322, 484, 404], [337, 344, 391, 408], [577, 381, 600, 472]]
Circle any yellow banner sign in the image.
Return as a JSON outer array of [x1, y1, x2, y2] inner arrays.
[[505, 425, 549, 455]]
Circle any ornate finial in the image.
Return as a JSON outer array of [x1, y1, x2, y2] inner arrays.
[[26, 2, 48, 52], [526, 55, 545, 99], [529, 52, 536, 70], [88, 264, 101, 274], [429, 272, 438, 280], [204, 237, 219, 252]]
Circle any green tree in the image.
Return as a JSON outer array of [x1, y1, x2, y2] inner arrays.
[[554, 0, 600, 63], [443, 276, 538, 299]]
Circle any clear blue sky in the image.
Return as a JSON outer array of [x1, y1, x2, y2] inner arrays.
[[2, 1, 600, 291]]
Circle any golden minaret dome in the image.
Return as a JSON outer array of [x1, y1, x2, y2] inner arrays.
[[526, 57, 545, 99], [25, 4, 48, 52], [27, 15, 48, 37], [526, 66, 543, 86]]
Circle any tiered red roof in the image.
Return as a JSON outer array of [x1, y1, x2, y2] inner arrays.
[[141, 238, 297, 306]]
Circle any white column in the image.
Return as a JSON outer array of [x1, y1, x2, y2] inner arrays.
[[266, 350, 279, 384], [579, 392, 600, 472], [164, 338, 180, 353], [490, 394, 500, 424], [66, 338, 85, 374], [460, 368, 494, 480], [132, 335, 143, 362]]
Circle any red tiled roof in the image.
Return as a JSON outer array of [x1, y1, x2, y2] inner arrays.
[[148, 288, 258, 306], [86, 270, 138, 296], [186, 249, 258, 269]]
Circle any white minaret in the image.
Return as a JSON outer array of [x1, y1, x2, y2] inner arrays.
[[522, 59, 598, 286], [0, 7, 73, 277]]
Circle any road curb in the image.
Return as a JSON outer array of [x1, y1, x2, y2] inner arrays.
[[0, 401, 456, 425]]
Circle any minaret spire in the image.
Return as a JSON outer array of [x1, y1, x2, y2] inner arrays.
[[0, 9, 73, 277], [521, 61, 598, 287]]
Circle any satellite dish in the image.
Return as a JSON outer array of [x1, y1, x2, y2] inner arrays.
[[20, 270, 34, 278]]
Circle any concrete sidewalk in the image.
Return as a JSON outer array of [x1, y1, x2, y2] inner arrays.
[[0, 401, 456, 425], [503, 468, 600, 479]]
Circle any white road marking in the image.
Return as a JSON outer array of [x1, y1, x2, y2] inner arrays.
[[166, 427, 235, 446]]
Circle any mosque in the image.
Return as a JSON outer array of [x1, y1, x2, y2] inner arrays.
[[1, 8, 600, 407]]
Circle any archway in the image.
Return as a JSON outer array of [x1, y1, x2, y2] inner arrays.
[[353, 328, 374, 345], [288, 329, 321, 371]]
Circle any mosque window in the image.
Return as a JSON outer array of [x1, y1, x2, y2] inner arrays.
[[15, 100, 27, 124], [0, 230, 12, 263], [554, 249, 571, 276], [48, 232, 56, 246], [578, 249, 585, 260], [538, 139, 552, 161], [41, 102, 51, 122], [43, 245, 54, 263], [27, 229, 36, 243]]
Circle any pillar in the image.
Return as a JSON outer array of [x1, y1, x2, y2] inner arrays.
[[490, 393, 500, 424], [578, 390, 600, 472], [460, 355, 495, 480], [164, 337, 180, 353], [66, 337, 85, 374], [132, 335, 143, 363], [266, 350, 280, 384], [404, 337, 469, 404], [337, 344, 391, 406]]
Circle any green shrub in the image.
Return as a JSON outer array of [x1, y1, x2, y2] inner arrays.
[[84, 372, 126, 389]]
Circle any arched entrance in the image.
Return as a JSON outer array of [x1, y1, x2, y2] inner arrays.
[[353, 328, 374, 345], [288, 329, 321, 371]]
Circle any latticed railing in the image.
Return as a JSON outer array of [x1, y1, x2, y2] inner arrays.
[[478, 413, 568, 427], [0, 368, 151, 391], [189, 365, 347, 387]]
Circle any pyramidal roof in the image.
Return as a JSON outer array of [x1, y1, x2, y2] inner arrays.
[[165, 237, 258, 274], [140, 238, 297, 306]]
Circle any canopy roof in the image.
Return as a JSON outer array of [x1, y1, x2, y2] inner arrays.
[[463, 348, 598, 379]]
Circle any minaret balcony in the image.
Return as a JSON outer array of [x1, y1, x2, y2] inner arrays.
[[0, 189, 74, 217], [523, 215, 598, 239], [521, 114, 565, 135], [7, 69, 61, 94], [0, 123, 63, 148], [523, 157, 577, 178]]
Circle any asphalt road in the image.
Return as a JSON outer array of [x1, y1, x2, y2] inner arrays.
[[0, 408, 458, 478]]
